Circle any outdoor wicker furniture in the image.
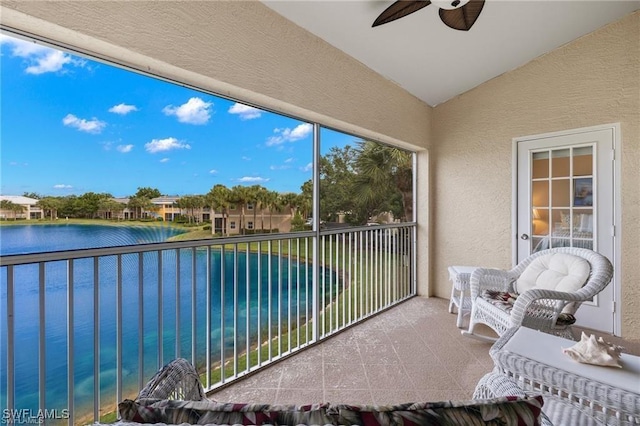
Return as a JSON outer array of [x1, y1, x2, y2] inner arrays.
[[448, 265, 475, 328], [136, 357, 208, 401], [480, 326, 640, 426], [463, 247, 613, 342]]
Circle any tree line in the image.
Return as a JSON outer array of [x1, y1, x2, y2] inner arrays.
[[5, 140, 413, 229]]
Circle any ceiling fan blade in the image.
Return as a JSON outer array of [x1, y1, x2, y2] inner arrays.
[[372, 1, 432, 27], [439, 0, 485, 31]]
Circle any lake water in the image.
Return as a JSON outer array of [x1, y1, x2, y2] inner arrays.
[[0, 224, 319, 420]]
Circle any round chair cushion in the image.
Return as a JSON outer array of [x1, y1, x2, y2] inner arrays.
[[515, 253, 590, 294]]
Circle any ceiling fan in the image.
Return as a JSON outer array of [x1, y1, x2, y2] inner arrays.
[[372, 0, 485, 31]]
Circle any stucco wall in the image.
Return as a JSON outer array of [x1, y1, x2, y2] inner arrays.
[[432, 12, 639, 339]]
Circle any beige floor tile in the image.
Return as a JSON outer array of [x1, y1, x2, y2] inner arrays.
[[274, 389, 325, 405], [211, 387, 278, 404], [324, 389, 373, 405], [358, 344, 402, 364], [279, 362, 324, 389], [322, 342, 362, 364], [363, 364, 414, 390], [323, 363, 369, 389], [370, 389, 421, 405]]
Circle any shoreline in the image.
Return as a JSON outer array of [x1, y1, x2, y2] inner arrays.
[[0, 218, 188, 230]]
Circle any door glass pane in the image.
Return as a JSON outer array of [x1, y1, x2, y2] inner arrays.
[[551, 179, 570, 207], [573, 147, 593, 176], [531, 236, 546, 252], [551, 149, 570, 178], [532, 151, 549, 179], [552, 209, 571, 234], [532, 208, 549, 236], [573, 178, 593, 207], [531, 181, 549, 207], [573, 208, 593, 237]]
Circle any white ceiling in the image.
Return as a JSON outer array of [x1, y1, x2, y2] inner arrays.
[[263, 1, 639, 106]]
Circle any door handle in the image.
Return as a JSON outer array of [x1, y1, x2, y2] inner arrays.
[[521, 234, 529, 240]]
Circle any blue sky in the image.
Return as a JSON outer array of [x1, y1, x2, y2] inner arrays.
[[1, 33, 356, 197]]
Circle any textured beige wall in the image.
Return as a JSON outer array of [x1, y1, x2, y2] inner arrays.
[[432, 12, 639, 339], [0, 1, 431, 151]]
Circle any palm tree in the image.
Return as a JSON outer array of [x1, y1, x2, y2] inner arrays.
[[99, 198, 126, 220], [279, 192, 299, 229], [128, 196, 154, 220], [248, 185, 269, 233], [253, 186, 265, 232], [176, 195, 206, 223], [265, 190, 280, 233], [1, 200, 24, 220], [37, 196, 62, 220], [191, 195, 205, 223], [230, 185, 250, 235], [353, 140, 413, 222], [296, 193, 312, 222], [206, 184, 231, 236]]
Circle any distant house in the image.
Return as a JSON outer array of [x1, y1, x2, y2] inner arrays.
[[0, 195, 43, 220], [151, 196, 182, 221], [97, 195, 297, 234]]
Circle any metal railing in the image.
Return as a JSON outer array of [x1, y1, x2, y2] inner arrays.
[[0, 224, 415, 424]]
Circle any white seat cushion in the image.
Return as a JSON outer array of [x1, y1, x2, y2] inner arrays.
[[515, 253, 590, 294]]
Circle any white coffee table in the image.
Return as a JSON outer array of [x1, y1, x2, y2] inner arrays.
[[490, 327, 640, 425], [447, 266, 475, 328]]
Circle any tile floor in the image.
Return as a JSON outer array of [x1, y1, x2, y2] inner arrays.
[[209, 296, 640, 406], [209, 297, 495, 405]]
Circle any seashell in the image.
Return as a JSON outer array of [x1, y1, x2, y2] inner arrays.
[[562, 332, 623, 368]]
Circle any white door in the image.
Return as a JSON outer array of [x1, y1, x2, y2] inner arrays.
[[515, 126, 618, 334]]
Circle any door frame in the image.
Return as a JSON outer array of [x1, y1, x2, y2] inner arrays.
[[511, 123, 622, 335]]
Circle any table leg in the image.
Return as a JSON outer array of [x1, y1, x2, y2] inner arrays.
[[448, 285, 455, 314], [456, 291, 464, 328]]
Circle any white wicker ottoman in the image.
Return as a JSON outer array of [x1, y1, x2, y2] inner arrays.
[[489, 327, 640, 425]]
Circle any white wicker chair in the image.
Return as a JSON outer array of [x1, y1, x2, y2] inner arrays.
[[462, 247, 613, 342]]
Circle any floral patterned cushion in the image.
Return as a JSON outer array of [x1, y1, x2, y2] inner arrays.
[[333, 396, 544, 426], [119, 396, 544, 426], [481, 290, 576, 326], [119, 399, 334, 425], [481, 290, 519, 314]]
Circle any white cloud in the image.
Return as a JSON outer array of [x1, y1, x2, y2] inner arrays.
[[116, 144, 134, 153], [109, 103, 138, 115], [62, 114, 106, 134], [209, 169, 218, 175], [228, 103, 262, 120], [285, 158, 294, 163], [266, 123, 313, 146], [1, 34, 85, 74], [237, 176, 270, 183], [270, 165, 291, 170], [26, 50, 73, 74], [145, 137, 191, 153], [53, 184, 72, 189], [160, 158, 170, 163], [241, 156, 251, 161], [1, 34, 50, 57], [163, 97, 212, 125], [301, 163, 313, 172]]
